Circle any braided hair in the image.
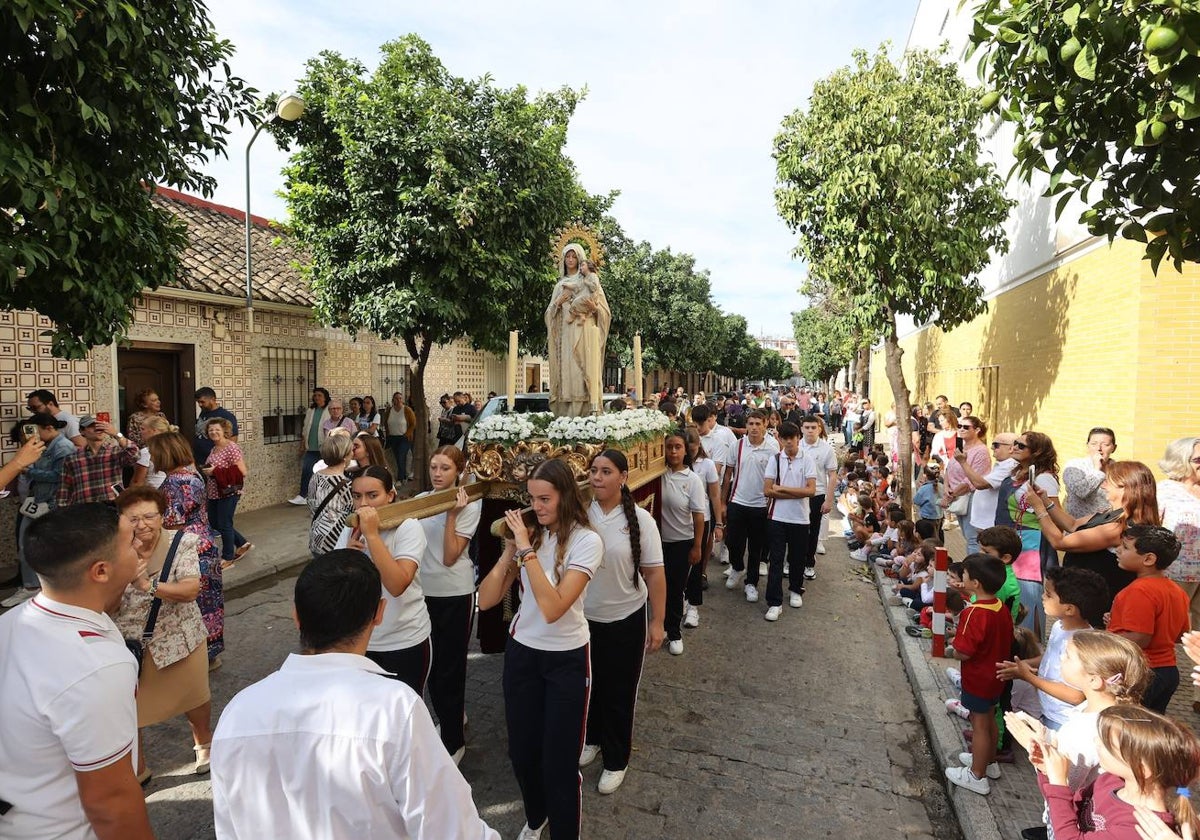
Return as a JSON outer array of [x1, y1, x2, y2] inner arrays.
[[596, 448, 641, 585]]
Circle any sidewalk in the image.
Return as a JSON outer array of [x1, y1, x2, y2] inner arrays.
[[865, 523, 1200, 840]]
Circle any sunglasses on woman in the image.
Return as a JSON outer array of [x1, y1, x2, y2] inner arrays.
[[1012, 441, 1029, 450], [957, 424, 973, 431]]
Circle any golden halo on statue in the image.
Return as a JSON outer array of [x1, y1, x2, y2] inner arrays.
[[551, 224, 604, 269]]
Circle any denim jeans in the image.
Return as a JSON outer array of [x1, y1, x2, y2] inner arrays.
[[1017, 578, 1044, 636], [299, 450, 321, 497], [207, 496, 247, 561], [959, 495, 979, 554], [387, 435, 412, 480]]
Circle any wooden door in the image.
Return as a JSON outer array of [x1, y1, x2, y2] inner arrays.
[[117, 349, 181, 432]]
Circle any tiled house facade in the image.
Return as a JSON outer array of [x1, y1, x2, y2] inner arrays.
[[1, 189, 542, 551]]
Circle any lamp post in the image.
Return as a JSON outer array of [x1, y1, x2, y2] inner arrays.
[[244, 93, 305, 330]]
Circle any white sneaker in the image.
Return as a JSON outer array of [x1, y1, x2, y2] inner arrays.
[[758, 561, 768, 577], [683, 606, 700, 628], [804, 567, 816, 580], [287, 495, 307, 506], [717, 543, 730, 564], [579, 743, 600, 768], [517, 820, 548, 840], [723, 566, 734, 578], [945, 765, 990, 795], [725, 569, 744, 589], [849, 548, 867, 562], [744, 584, 759, 603], [598, 768, 627, 794], [945, 668, 962, 690], [668, 639, 684, 655], [450, 745, 465, 767], [958, 752, 1001, 779], [789, 592, 803, 608], [0, 587, 38, 609], [765, 605, 782, 621], [817, 541, 826, 555], [945, 699, 971, 720], [783, 563, 790, 576]]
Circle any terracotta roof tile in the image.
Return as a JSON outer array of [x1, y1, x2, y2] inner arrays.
[[150, 186, 313, 308]]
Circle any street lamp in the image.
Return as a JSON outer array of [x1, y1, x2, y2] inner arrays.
[[244, 93, 305, 330]]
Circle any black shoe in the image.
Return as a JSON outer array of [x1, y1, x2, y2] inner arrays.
[[1020, 828, 1048, 840]]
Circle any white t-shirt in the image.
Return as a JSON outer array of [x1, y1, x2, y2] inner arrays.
[[725, 435, 780, 508], [700, 424, 737, 474], [55, 409, 81, 441], [1038, 620, 1079, 728], [1053, 706, 1101, 791], [660, 468, 707, 543], [764, 450, 819, 524], [691, 457, 719, 522], [800, 438, 838, 494], [970, 457, 1017, 530], [136, 446, 166, 488], [584, 501, 664, 623], [335, 520, 431, 651], [415, 493, 481, 598], [510, 527, 603, 652], [212, 652, 498, 840], [0, 596, 139, 840]]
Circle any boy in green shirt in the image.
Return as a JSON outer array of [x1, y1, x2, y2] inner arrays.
[[978, 526, 1022, 623]]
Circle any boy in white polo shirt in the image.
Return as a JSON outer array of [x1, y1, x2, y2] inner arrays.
[[799, 415, 839, 579], [722, 410, 780, 602], [763, 422, 818, 620], [0, 503, 152, 840]]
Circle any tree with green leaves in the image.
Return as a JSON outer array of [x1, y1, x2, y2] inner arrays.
[[758, 349, 793, 383], [774, 46, 1012, 510], [969, 0, 1200, 271], [792, 306, 855, 386], [1, 0, 255, 357], [274, 36, 582, 484]]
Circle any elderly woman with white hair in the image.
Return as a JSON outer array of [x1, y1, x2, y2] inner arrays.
[[1158, 435, 1200, 712], [307, 432, 355, 557]]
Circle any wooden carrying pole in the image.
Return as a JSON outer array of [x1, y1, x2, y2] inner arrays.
[[345, 481, 489, 530]]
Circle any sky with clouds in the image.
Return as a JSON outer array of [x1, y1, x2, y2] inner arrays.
[[198, 0, 920, 338]]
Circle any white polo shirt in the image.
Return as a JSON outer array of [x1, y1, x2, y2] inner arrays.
[[585, 501, 664, 623], [725, 434, 780, 508], [970, 457, 1017, 531], [765, 450, 819, 524], [415, 494, 481, 598], [212, 652, 498, 840], [691, 456, 719, 521], [510, 527, 603, 651], [700, 424, 737, 474], [335, 520, 430, 652], [0, 596, 139, 840], [660, 468, 707, 543], [800, 438, 839, 495]]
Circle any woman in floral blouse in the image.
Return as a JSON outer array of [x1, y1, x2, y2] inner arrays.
[[125, 388, 167, 448], [114, 486, 213, 782], [1159, 436, 1200, 712], [148, 432, 224, 668], [202, 418, 251, 569]]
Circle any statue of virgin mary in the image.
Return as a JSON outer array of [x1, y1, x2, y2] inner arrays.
[[545, 243, 611, 417]]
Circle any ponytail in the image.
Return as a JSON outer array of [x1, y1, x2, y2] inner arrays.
[[619, 484, 642, 586]]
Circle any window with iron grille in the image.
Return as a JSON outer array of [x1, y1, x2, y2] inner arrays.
[[378, 354, 412, 402], [261, 347, 317, 444]]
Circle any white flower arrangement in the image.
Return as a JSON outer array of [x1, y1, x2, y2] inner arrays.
[[472, 408, 674, 447]]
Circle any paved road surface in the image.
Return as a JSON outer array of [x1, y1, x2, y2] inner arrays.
[[141, 549, 959, 839]]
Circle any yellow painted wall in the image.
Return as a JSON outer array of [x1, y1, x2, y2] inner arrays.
[[869, 239, 1200, 474]]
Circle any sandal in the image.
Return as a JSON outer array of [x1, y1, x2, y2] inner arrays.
[[234, 543, 254, 559], [194, 743, 211, 775], [219, 558, 237, 570]]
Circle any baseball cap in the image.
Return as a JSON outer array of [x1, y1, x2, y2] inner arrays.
[[78, 414, 98, 428]]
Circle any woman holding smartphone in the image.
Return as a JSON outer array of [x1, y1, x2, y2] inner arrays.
[[415, 446, 481, 765], [580, 448, 665, 795], [335, 465, 431, 694], [478, 459, 602, 840]]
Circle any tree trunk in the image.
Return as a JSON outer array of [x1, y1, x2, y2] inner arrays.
[[403, 332, 434, 494], [881, 311, 914, 515], [855, 345, 870, 397]]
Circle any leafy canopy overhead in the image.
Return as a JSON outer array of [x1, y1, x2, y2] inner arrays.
[[774, 46, 1012, 335], [1, 0, 255, 357], [274, 35, 582, 356], [968, 0, 1200, 272]]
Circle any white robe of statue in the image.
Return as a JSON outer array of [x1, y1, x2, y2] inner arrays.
[[545, 243, 611, 417]]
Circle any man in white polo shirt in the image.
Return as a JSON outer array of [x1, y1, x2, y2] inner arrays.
[[799, 415, 840, 580], [721, 410, 779, 602], [0, 503, 151, 840], [763, 422, 818, 620], [211, 549, 498, 840]]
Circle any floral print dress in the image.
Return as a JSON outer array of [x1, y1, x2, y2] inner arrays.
[[161, 470, 224, 659]]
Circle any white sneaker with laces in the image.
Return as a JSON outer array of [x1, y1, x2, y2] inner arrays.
[[958, 752, 1001, 779], [789, 592, 803, 608], [579, 743, 600, 768], [945, 765, 990, 795], [744, 584, 759, 603], [725, 569, 744, 589], [287, 495, 307, 506], [758, 561, 768, 577], [945, 668, 962, 690], [598, 768, 627, 795], [517, 820, 548, 840], [817, 541, 826, 555], [764, 605, 782, 621], [683, 606, 700, 628], [668, 639, 684, 655], [849, 548, 867, 562], [0, 587, 38, 609], [804, 567, 816, 580]]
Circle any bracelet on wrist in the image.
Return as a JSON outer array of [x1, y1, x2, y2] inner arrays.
[[149, 578, 159, 596]]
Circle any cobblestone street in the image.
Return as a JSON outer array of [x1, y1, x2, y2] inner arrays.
[[139, 538, 959, 840]]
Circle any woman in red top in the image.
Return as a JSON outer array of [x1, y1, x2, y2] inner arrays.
[[202, 418, 251, 569]]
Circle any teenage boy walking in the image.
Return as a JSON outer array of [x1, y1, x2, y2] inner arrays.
[[722, 411, 779, 601], [762, 422, 817, 620]]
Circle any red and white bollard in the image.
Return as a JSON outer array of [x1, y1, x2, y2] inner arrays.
[[931, 546, 949, 657]]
